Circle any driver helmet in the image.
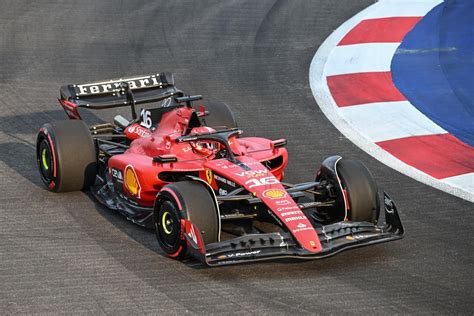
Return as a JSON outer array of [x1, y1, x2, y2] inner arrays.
[[189, 127, 220, 156]]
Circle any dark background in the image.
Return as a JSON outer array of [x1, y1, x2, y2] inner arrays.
[[0, 1, 471, 313]]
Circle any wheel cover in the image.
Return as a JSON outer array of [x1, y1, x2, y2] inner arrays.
[[41, 148, 49, 171], [161, 211, 174, 235], [38, 138, 53, 182], [156, 201, 181, 250]]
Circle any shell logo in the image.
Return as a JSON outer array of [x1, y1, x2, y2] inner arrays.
[[262, 189, 287, 199], [124, 165, 141, 198]]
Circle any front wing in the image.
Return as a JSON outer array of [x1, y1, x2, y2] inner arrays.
[[186, 192, 404, 266]]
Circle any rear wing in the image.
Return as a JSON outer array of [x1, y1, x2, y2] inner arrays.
[[59, 72, 183, 119]]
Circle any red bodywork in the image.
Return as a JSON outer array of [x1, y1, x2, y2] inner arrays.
[[108, 106, 322, 253]]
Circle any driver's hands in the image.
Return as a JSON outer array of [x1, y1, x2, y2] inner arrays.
[[215, 149, 227, 159]]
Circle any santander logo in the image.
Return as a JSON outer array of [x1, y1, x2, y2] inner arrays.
[[126, 124, 152, 139]]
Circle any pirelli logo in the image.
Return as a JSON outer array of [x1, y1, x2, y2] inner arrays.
[[74, 74, 165, 96]]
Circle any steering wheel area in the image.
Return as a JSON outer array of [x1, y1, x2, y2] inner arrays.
[[178, 128, 241, 161]]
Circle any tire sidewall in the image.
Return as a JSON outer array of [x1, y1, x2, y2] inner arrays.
[[338, 159, 379, 224], [153, 181, 219, 260], [36, 124, 61, 192], [153, 189, 188, 258], [36, 121, 97, 192]]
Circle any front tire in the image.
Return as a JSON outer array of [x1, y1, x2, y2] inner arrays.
[[36, 120, 97, 192], [314, 157, 379, 224], [338, 159, 380, 223], [153, 181, 219, 260]]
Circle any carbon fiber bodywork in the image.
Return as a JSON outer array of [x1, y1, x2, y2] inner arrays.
[[187, 193, 403, 266]]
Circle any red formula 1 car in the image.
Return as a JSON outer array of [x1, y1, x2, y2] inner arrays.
[[36, 73, 403, 266]]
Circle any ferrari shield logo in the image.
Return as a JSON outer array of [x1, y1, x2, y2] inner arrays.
[[206, 169, 213, 184]]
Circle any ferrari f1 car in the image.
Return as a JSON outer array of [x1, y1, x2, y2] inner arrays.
[[36, 73, 404, 266]]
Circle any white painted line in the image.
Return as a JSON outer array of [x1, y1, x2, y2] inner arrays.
[[324, 43, 399, 76], [309, 0, 473, 202], [442, 173, 474, 195], [338, 101, 447, 142], [364, 0, 443, 19]]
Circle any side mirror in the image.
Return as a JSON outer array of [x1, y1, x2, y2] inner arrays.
[[153, 155, 178, 164], [271, 139, 287, 149]]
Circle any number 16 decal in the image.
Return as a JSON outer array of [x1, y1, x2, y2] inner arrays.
[[245, 176, 279, 188], [140, 109, 152, 128]]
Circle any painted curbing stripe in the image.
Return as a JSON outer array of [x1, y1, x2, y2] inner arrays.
[[338, 17, 422, 45], [326, 72, 406, 107], [360, 0, 443, 19], [338, 101, 447, 142], [442, 173, 474, 194], [310, 0, 473, 202], [324, 43, 399, 76], [376, 134, 474, 179]]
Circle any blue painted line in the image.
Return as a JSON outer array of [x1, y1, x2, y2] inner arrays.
[[392, 0, 474, 147]]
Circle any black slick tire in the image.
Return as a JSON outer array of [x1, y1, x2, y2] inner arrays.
[[153, 181, 219, 260], [337, 159, 380, 224], [36, 120, 97, 192]]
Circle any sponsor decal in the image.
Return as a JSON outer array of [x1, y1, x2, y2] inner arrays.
[[235, 169, 268, 178], [275, 199, 290, 206], [284, 215, 306, 223], [263, 189, 287, 199], [292, 227, 314, 234], [111, 168, 123, 182], [127, 124, 152, 138], [161, 97, 172, 107], [140, 109, 153, 128], [124, 165, 141, 198], [182, 145, 192, 153], [280, 211, 302, 217], [75, 74, 163, 96], [188, 225, 198, 245], [297, 223, 307, 228], [214, 174, 236, 187], [206, 169, 213, 184], [218, 250, 261, 259], [218, 161, 262, 169], [276, 206, 299, 212], [245, 176, 279, 188]]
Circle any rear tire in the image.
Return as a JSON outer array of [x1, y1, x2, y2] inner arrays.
[[36, 120, 96, 192], [200, 100, 237, 128], [153, 181, 219, 260], [338, 159, 380, 223]]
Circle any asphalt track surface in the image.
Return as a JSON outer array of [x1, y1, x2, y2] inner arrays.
[[0, 1, 472, 314]]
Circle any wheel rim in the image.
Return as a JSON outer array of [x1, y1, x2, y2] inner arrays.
[[161, 211, 174, 235], [41, 148, 49, 171], [156, 200, 181, 250], [38, 138, 53, 182]]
